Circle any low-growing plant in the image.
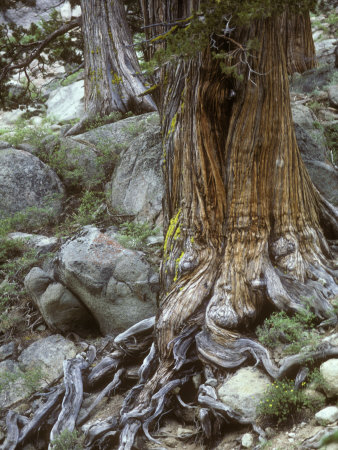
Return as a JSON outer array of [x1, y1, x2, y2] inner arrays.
[[83, 111, 123, 132], [257, 379, 311, 425], [50, 429, 83, 450], [122, 120, 147, 137], [4, 119, 55, 150], [0, 365, 45, 395], [307, 100, 321, 114], [70, 191, 107, 226], [117, 221, 158, 249], [256, 306, 318, 355], [324, 123, 338, 165]]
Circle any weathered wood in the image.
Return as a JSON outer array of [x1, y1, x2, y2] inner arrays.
[[87, 354, 121, 387], [49, 356, 89, 445], [278, 344, 338, 379], [114, 316, 155, 346], [2, 411, 19, 450], [116, 3, 337, 447], [118, 421, 142, 450], [77, 368, 125, 426], [17, 386, 65, 445], [84, 417, 118, 448]]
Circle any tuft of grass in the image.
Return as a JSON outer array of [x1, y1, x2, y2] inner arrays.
[[50, 429, 83, 450]]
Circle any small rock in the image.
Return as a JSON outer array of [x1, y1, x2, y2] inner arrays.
[[241, 432, 254, 448], [0, 342, 15, 361], [30, 116, 43, 127], [315, 406, 338, 425], [36, 325, 46, 331], [320, 359, 338, 398]]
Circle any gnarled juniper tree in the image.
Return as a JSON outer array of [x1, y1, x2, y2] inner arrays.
[[117, 0, 338, 447]]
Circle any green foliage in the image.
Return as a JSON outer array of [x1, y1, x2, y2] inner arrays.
[[141, 0, 317, 76], [257, 379, 311, 425], [3, 119, 55, 150], [324, 123, 338, 164], [256, 307, 319, 355], [83, 112, 124, 132], [50, 429, 83, 450], [70, 191, 106, 226], [0, 8, 83, 108], [0, 365, 45, 395], [117, 221, 158, 249]]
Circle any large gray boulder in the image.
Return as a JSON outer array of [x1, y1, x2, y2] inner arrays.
[[46, 80, 85, 122], [74, 112, 158, 148], [217, 367, 271, 422], [0, 149, 65, 223], [48, 112, 160, 189], [110, 126, 163, 224], [56, 226, 159, 334], [25, 267, 94, 333]]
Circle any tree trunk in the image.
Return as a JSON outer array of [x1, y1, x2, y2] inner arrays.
[[118, 3, 337, 448], [282, 11, 317, 73], [67, 0, 156, 135]]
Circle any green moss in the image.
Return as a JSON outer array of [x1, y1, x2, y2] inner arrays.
[[174, 251, 185, 282], [163, 209, 181, 260], [167, 113, 177, 137]]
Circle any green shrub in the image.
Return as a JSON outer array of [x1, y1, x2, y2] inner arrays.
[[257, 379, 311, 425], [324, 123, 338, 164], [83, 111, 123, 132], [0, 365, 45, 395], [4, 120, 55, 150], [117, 221, 158, 249], [70, 191, 107, 226], [256, 307, 318, 355], [50, 429, 83, 450]]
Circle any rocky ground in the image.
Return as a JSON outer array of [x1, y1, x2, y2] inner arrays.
[[0, 4, 337, 450]]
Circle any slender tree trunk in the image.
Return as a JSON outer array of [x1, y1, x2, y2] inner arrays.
[[282, 11, 317, 73], [67, 0, 156, 135], [118, 3, 337, 448]]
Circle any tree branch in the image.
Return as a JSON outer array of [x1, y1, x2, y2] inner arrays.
[[0, 17, 81, 84]]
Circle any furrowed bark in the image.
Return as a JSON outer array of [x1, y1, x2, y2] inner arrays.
[[66, 0, 156, 135], [281, 11, 317, 74]]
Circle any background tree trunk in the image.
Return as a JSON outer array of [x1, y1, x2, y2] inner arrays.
[[67, 0, 156, 135]]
